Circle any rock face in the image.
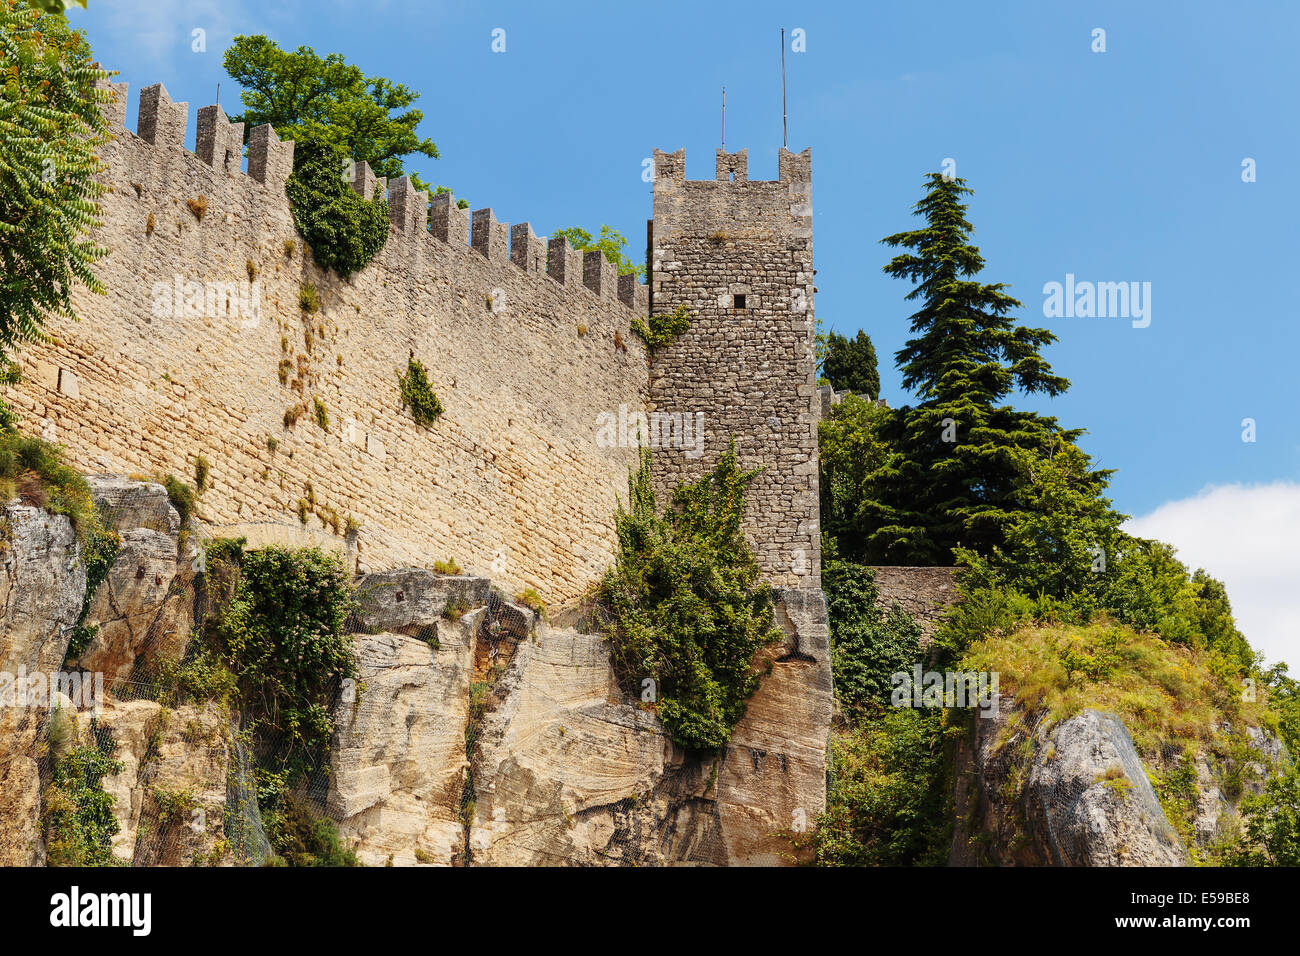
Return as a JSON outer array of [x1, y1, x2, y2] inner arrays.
[[96, 697, 168, 862], [1026, 710, 1185, 866], [75, 477, 187, 686], [467, 589, 832, 866], [128, 701, 234, 867], [0, 503, 85, 866], [952, 703, 1186, 866], [328, 595, 479, 866]]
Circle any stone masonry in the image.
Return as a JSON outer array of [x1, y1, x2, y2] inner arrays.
[[647, 147, 820, 590], [8, 81, 651, 605]]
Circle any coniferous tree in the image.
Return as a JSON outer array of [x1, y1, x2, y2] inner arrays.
[[853, 173, 1112, 564], [823, 329, 880, 399]]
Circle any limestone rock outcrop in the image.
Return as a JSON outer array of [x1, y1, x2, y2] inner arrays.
[[328, 580, 480, 866], [467, 589, 832, 866], [951, 701, 1286, 866], [0, 503, 85, 865], [74, 477, 188, 686]]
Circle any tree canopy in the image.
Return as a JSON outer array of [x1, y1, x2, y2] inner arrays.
[[0, 2, 110, 375], [822, 329, 880, 399], [223, 35, 441, 193], [553, 225, 644, 279]]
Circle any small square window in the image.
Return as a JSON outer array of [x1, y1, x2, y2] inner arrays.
[[733, 294, 746, 310]]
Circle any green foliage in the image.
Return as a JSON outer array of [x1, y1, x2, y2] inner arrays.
[[43, 729, 123, 867], [515, 586, 546, 618], [554, 225, 644, 278], [432, 557, 461, 575], [0, 425, 102, 540], [312, 396, 329, 431], [298, 281, 321, 313], [815, 708, 954, 866], [64, 521, 120, 661], [631, 305, 691, 355], [398, 357, 443, 427], [262, 795, 358, 867], [285, 135, 388, 278], [823, 560, 922, 717], [817, 394, 896, 562], [213, 546, 357, 777], [846, 172, 1107, 565], [947, 531, 1256, 674], [822, 329, 880, 399], [1234, 762, 1300, 866], [223, 34, 438, 191], [161, 473, 196, 527], [0, 3, 111, 360], [596, 442, 780, 751]]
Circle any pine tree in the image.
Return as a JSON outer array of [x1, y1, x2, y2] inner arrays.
[[863, 172, 1107, 563]]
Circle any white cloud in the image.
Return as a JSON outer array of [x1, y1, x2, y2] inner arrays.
[[1125, 482, 1300, 671]]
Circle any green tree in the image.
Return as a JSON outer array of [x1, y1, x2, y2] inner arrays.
[[0, 2, 110, 368], [596, 442, 780, 750], [222, 35, 442, 194], [553, 225, 644, 279], [822, 329, 880, 399], [863, 173, 1104, 563]]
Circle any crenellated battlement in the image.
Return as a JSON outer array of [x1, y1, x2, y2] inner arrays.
[[9, 75, 654, 605], [91, 78, 650, 318]]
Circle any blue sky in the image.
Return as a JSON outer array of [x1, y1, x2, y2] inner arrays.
[[69, 0, 1299, 667]]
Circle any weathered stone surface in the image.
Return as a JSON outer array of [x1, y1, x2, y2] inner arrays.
[[11, 98, 652, 607], [96, 697, 166, 862], [131, 701, 233, 866], [77, 527, 180, 684], [868, 566, 958, 645], [468, 624, 696, 866], [713, 588, 832, 865], [952, 703, 1187, 866], [1026, 709, 1185, 866], [87, 474, 180, 536], [352, 569, 489, 636], [648, 147, 820, 590], [469, 589, 832, 867], [0, 503, 85, 866], [328, 611, 478, 866]]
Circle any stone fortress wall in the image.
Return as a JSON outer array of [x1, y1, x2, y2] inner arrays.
[[7, 80, 654, 604], [3, 75, 850, 866]]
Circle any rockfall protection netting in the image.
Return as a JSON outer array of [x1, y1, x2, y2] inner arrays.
[[13, 491, 737, 866]]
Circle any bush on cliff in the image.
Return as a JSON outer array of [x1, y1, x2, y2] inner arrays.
[[43, 728, 124, 867], [596, 442, 781, 751], [814, 708, 955, 866], [212, 545, 357, 779]]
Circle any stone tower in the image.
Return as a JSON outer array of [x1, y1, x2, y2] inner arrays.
[[647, 147, 820, 590]]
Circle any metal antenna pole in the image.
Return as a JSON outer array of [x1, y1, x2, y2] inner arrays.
[[722, 85, 726, 149], [781, 29, 787, 148]]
